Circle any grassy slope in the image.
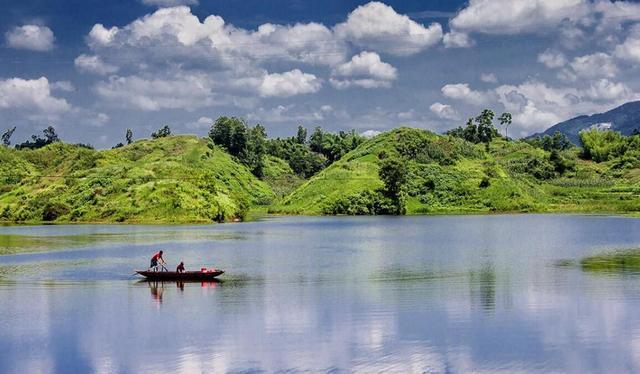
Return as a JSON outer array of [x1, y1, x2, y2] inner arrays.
[[271, 127, 640, 215], [1, 129, 638, 223], [0, 136, 274, 223]]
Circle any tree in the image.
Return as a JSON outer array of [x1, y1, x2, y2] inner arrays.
[[2, 126, 16, 147], [475, 109, 496, 144], [498, 112, 512, 139], [43, 126, 59, 143], [15, 126, 60, 150], [378, 156, 408, 215], [209, 116, 248, 157], [527, 131, 572, 152], [309, 126, 324, 153], [246, 124, 267, 177], [151, 125, 171, 139], [296, 125, 307, 144], [126, 128, 133, 144]]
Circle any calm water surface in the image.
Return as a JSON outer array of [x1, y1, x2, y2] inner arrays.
[[2, 215, 640, 373]]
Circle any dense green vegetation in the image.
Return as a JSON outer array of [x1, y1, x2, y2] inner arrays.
[[271, 123, 640, 215], [580, 249, 640, 273], [1, 110, 640, 223], [0, 136, 274, 223]]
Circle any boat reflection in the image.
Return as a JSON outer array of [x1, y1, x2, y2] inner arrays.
[[140, 279, 222, 303]]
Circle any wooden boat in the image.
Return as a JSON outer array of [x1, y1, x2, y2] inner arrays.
[[136, 269, 224, 281]]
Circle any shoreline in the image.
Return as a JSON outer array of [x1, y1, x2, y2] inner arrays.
[[1, 209, 638, 226]]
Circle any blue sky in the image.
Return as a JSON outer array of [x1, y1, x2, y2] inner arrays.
[[2, 0, 640, 147]]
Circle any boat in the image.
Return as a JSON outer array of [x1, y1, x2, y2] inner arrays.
[[135, 269, 224, 281]]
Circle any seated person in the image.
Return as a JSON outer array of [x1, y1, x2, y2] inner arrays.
[[176, 261, 185, 273]]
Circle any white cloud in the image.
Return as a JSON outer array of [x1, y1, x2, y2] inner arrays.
[[334, 1, 442, 55], [593, 1, 640, 27], [251, 22, 347, 66], [449, 0, 590, 35], [246, 104, 326, 123], [141, 0, 198, 7], [84, 7, 347, 68], [75, 54, 119, 75], [0, 77, 70, 116], [615, 25, 640, 63], [88, 24, 118, 46], [537, 49, 567, 69], [429, 102, 460, 120], [186, 116, 213, 129], [441, 83, 490, 105], [5, 25, 54, 51], [568, 52, 618, 79], [443, 31, 473, 48], [95, 74, 217, 111], [494, 79, 639, 134], [50, 81, 75, 92], [76, 4, 448, 112], [330, 51, 397, 89], [361, 130, 381, 138], [480, 73, 498, 83], [258, 69, 321, 98], [586, 79, 633, 101]]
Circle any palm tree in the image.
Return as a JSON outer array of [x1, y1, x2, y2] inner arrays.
[[499, 112, 512, 140]]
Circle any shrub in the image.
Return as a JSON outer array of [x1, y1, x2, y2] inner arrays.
[[579, 129, 626, 162]]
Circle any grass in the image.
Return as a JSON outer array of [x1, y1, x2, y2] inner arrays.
[[272, 128, 640, 215], [580, 249, 640, 273], [0, 136, 275, 224], [1, 128, 639, 223]]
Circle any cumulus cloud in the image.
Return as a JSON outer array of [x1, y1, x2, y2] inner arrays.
[[441, 83, 490, 105], [246, 104, 328, 123], [185, 116, 213, 129], [480, 73, 498, 83], [94, 73, 218, 111], [330, 51, 397, 89], [429, 102, 459, 120], [443, 31, 473, 48], [75, 54, 119, 75], [567, 52, 618, 79], [50, 81, 75, 92], [74, 3, 448, 112], [87, 24, 118, 46], [615, 25, 640, 63], [141, 0, 198, 7], [5, 25, 54, 51], [585, 79, 633, 101], [258, 69, 321, 98], [537, 49, 567, 69], [334, 1, 442, 55], [361, 130, 381, 138], [0, 77, 70, 116], [450, 0, 589, 35], [494, 79, 639, 134]]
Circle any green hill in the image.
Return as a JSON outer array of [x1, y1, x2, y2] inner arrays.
[[271, 127, 640, 215], [1, 128, 639, 223], [0, 136, 274, 223]]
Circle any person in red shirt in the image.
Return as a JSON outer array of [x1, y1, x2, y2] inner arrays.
[[149, 250, 165, 271], [176, 261, 185, 273]]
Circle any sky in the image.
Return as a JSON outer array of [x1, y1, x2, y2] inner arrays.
[[2, 0, 640, 148]]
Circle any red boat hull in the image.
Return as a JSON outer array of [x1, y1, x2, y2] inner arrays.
[[136, 270, 224, 281]]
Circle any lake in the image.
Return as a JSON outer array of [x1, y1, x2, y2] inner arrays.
[[2, 215, 640, 373]]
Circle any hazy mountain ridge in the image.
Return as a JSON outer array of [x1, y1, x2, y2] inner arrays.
[[534, 101, 640, 144]]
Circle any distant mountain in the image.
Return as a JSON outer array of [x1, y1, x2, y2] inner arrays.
[[533, 101, 640, 144]]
